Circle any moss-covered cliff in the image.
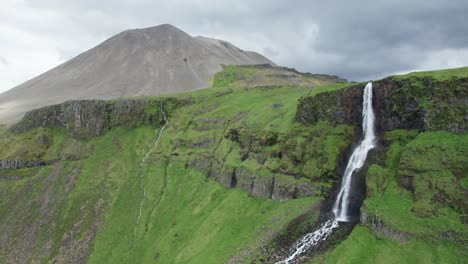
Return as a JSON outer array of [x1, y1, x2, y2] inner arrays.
[[304, 68, 468, 263], [0, 66, 466, 263], [1, 80, 351, 263], [297, 75, 467, 133], [12, 98, 181, 139]]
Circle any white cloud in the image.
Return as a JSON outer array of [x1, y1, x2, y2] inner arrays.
[[0, 56, 7, 65], [0, 1, 109, 93], [418, 48, 468, 71]]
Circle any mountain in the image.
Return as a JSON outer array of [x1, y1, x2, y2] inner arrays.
[[0, 24, 273, 124], [0, 66, 466, 263]]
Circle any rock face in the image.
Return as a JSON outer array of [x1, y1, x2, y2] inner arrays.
[[360, 212, 410, 242], [372, 78, 425, 131], [183, 123, 349, 201], [188, 156, 319, 201], [12, 98, 180, 139], [296, 83, 363, 126], [361, 212, 468, 244], [0, 160, 52, 169], [296, 77, 468, 133], [0, 24, 273, 125]]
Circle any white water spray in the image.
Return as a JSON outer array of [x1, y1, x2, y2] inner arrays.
[[134, 101, 168, 235], [333, 82, 375, 222], [277, 82, 375, 263], [276, 219, 339, 264]]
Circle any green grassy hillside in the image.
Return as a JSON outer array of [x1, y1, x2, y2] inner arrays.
[[0, 75, 350, 263], [311, 226, 462, 264], [211, 64, 346, 89], [308, 67, 468, 263], [312, 131, 467, 264], [0, 66, 466, 263], [393, 66, 468, 80]]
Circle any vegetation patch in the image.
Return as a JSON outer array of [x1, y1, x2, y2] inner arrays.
[[313, 226, 464, 264]]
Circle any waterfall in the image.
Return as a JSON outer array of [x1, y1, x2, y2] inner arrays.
[[277, 82, 375, 263], [333, 82, 375, 222], [134, 100, 168, 238], [276, 219, 339, 264]]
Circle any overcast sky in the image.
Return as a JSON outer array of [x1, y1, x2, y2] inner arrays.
[[1, 0, 468, 94]]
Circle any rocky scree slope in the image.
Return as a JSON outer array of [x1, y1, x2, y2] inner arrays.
[[0, 24, 273, 125]]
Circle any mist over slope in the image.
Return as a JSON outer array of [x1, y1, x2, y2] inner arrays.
[[0, 24, 273, 124]]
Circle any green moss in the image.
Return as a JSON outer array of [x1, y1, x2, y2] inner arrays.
[[364, 131, 467, 234], [314, 226, 464, 264], [383, 129, 419, 143], [213, 65, 257, 88], [212, 64, 345, 89], [0, 127, 155, 263], [1, 82, 337, 262], [305, 82, 352, 97], [0, 167, 40, 179], [366, 164, 387, 196], [0, 127, 53, 160], [143, 99, 161, 116], [297, 122, 353, 180], [89, 158, 317, 263], [2, 66, 466, 263], [388, 73, 468, 132]]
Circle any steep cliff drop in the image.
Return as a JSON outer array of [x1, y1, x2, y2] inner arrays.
[[333, 82, 376, 221], [278, 82, 375, 263]]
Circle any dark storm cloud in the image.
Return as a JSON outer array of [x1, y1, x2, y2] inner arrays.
[[1, 0, 468, 92], [304, 0, 468, 80]]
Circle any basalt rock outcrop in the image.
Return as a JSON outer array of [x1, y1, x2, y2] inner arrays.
[[0, 159, 53, 169], [360, 211, 468, 245], [183, 123, 351, 201], [296, 77, 468, 133], [295, 83, 364, 126], [229, 164, 317, 200], [360, 211, 410, 242], [187, 155, 319, 201], [12, 98, 180, 139]]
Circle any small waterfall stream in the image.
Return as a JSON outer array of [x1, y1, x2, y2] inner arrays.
[[134, 101, 168, 237], [277, 82, 375, 263]]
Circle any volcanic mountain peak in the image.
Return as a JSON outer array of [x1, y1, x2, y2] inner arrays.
[[108, 24, 193, 46], [0, 24, 273, 124]]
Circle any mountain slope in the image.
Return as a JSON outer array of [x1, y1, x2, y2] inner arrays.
[[0, 24, 273, 125]]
